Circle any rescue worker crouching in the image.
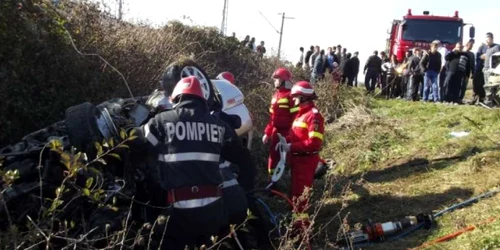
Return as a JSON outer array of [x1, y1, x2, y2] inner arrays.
[[262, 67, 297, 176], [211, 110, 256, 225], [275, 81, 325, 240], [131, 76, 240, 249]]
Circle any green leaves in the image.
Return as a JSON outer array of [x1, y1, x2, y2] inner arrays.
[[2, 169, 20, 186], [95, 142, 103, 156], [109, 153, 121, 160], [85, 177, 94, 189], [82, 188, 90, 196]]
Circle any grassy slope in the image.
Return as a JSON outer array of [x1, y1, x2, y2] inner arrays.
[[318, 88, 500, 250]]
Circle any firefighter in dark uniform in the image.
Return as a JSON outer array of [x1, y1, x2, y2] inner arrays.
[[210, 110, 255, 232], [133, 76, 241, 249]]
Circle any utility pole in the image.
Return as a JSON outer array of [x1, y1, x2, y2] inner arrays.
[[221, 0, 228, 35], [277, 12, 294, 61], [118, 0, 123, 21]]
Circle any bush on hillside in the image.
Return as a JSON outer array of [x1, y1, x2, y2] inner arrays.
[[0, 0, 278, 146]]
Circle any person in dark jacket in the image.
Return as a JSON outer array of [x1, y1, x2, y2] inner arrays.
[[342, 53, 355, 86], [407, 48, 424, 101], [460, 39, 476, 101], [379, 52, 390, 94], [133, 76, 241, 249], [339, 48, 348, 72], [311, 49, 325, 84], [211, 111, 259, 249], [443, 43, 470, 103], [364, 50, 383, 93], [335, 45, 342, 65], [211, 112, 253, 226], [304, 46, 314, 70], [352, 52, 360, 87], [420, 42, 442, 102], [473, 41, 489, 103]]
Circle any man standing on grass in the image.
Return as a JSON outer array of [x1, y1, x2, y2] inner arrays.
[[420, 41, 442, 102], [407, 48, 424, 101], [460, 39, 475, 101], [437, 40, 450, 102], [304, 46, 314, 71], [364, 50, 383, 94], [443, 43, 470, 104], [352, 52, 360, 87], [311, 49, 325, 84], [481, 33, 500, 87]]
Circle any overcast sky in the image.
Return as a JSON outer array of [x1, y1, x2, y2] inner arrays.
[[94, 0, 498, 77]]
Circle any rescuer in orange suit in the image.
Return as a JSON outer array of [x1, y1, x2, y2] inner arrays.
[[275, 80, 325, 238], [262, 67, 298, 175]]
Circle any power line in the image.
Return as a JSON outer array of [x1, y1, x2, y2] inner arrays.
[[258, 10, 280, 34]]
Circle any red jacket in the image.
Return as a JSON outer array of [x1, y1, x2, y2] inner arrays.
[[286, 102, 325, 154], [264, 88, 298, 136]]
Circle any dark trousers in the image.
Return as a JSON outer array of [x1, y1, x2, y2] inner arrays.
[[161, 199, 227, 250], [354, 75, 358, 87], [365, 71, 379, 92], [459, 76, 470, 100], [386, 75, 401, 98], [408, 75, 424, 101], [443, 71, 465, 102], [380, 73, 388, 96], [346, 74, 355, 87], [341, 74, 347, 85], [222, 185, 248, 225], [473, 70, 486, 102], [438, 67, 447, 101], [400, 76, 409, 98]]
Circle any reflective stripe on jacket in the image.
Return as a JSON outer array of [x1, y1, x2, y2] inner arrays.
[[139, 99, 235, 191], [286, 102, 325, 154], [264, 88, 298, 135]]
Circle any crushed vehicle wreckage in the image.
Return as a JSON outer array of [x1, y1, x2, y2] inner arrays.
[[0, 60, 332, 249], [0, 60, 262, 249]]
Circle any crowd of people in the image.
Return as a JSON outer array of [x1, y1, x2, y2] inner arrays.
[[293, 32, 500, 105], [296, 44, 361, 86], [230, 33, 267, 58], [295, 32, 499, 105]]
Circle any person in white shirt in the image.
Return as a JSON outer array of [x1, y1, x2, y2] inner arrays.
[[297, 47, 304, 68]]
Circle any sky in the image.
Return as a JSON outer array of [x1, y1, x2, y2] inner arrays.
[[94, 0, 498, 79]]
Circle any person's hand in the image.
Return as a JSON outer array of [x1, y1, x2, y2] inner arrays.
[[275, 142, 290, 152], [262, 134, 269, 144]]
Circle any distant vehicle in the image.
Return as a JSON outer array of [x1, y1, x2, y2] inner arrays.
[[386, 9, 475, 62]]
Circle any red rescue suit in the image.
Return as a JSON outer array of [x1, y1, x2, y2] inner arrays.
[[264, 87, 298, 174], [285, 102, 324, 225]]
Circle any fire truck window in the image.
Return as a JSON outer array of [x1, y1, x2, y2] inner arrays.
[[401, 19, 462, 44]]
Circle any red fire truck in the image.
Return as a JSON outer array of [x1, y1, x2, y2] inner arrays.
[[386, 9, 475, 62]]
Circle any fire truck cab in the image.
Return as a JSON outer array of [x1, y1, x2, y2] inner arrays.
[[386, 9, 475, 62]]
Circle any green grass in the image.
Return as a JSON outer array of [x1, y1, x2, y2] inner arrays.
[[315, 90, 500, 250]]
